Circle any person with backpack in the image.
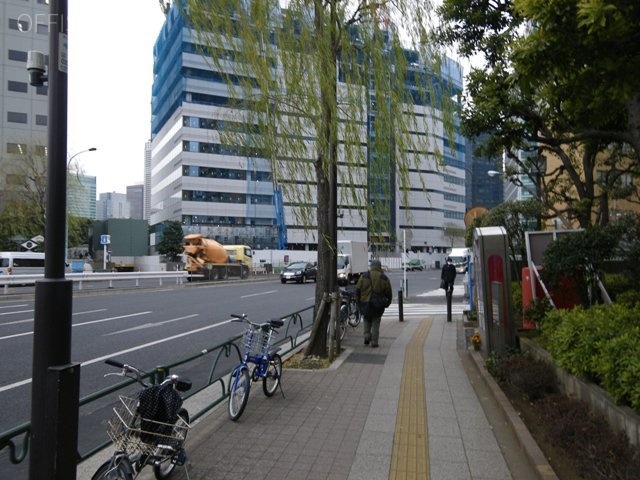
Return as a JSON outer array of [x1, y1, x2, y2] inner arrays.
[[356, 259, 392, 348]]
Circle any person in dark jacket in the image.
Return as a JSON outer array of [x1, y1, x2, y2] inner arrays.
[[356, 259, 392, 348], [441, 257, 457, 294]]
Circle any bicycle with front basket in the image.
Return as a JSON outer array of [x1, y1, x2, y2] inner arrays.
[[91, 359, 192, 480], [228, 313, 284, 421]]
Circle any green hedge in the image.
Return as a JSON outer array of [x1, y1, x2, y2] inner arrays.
[[541, 303, 640, 410]]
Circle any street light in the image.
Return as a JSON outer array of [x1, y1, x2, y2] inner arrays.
[[65, 147, 97, 262]]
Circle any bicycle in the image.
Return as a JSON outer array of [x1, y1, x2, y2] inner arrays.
[[340, 286, 361, 333], [91, 359, 192, 480], [228, 313, 284, 421]]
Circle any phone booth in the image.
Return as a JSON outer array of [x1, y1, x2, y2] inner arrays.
[[472, 227, 515, 355]]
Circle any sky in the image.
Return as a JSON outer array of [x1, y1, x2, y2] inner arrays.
[[67, 1, 167, 195]]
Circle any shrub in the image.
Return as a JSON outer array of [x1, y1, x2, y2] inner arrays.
[[497, 353, 557, 401], [534, 394, 640, 480], [595, 330, 640, 410]]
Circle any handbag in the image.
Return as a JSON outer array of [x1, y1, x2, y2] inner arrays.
[[440, 279, 446, 289]]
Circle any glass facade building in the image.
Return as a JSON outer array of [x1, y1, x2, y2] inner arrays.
[[148, 3, 466, 252]]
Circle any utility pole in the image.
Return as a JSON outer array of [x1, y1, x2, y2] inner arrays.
[[28, 1, 81, 478]]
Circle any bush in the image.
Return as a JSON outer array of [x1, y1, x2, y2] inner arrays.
[[534, 394, 640, 480], [496, 352, 557, 401], [595, 330, 640, 410]]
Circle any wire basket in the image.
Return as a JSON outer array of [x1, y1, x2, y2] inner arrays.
[[106, 396, 189, 458], [243, 326, 271, 357]]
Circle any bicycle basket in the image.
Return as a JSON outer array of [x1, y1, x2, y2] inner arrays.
[[243, 326, 270, 356], [106, 396, 189, 458]]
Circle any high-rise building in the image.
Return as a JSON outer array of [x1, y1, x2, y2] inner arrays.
[[0, 1, 49, 211], [68, 174, 97, 219], [148, 4, 466, 253], [144, 141, 152, 221], [96, 192, 130, 220], [127, 184, 144, 220], [465, 134, 504, 211]]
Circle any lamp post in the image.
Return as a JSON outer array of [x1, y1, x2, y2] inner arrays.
[[65, 147, 97, 262]]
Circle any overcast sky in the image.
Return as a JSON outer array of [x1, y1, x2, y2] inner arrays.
[[67, 1, 166, 195]]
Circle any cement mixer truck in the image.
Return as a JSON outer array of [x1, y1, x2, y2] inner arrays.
[[183, 234, 252, 280]]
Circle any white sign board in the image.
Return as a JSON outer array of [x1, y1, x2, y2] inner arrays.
[[100, 235, 111, 245]]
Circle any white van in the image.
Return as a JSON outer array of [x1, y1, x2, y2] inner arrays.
[[0, 251, 45, 275], [448, 247, 471, 274]]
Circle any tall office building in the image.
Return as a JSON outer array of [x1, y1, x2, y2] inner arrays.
[[127, 184, 144, 220], [466, 134, 504, 211], [0, 0, 50, 211], [148, 4, 466, 253], [68, 174, 97, 219], [144, 141, 152, 221], [96, 192, 130, 220]]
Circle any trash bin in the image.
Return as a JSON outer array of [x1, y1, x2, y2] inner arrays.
[[435, 260, 441, 269]]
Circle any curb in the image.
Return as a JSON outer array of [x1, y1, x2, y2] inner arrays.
[[468, 349, 559, 480]]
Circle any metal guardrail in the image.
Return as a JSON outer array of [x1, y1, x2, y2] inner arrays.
[[0, 271, 188, 294], [0, 305, 315, 470]]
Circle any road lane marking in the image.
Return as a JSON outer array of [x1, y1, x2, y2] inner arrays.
[[240, 290, 278, 298], [104, 314, 199, 335], [0, 317, 234, 393], [0, 304, 28, 309], [0, 309, 34, 316], [0, 309, 108, 327], [0, 311, 152, 341]]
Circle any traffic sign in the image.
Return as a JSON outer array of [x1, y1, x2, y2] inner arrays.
[[100, 235, 111, 245]]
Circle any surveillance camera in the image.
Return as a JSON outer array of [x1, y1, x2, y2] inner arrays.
[[27, 50, 47, 86]]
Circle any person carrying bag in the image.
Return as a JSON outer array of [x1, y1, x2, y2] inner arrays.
[[356, 259, 392, 348]]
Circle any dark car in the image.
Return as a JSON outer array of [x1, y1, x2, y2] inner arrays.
[[280, 261, 317, 284]]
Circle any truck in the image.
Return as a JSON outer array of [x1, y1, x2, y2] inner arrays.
[[337, 240, 368, 285], [183, 234, 252, 280], [448, 247, 471, 274]]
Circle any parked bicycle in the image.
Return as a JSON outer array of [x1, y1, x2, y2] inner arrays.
[[338, 286, 361, 340], [91, 359, 192, 480], [228, 313, 284, 421]]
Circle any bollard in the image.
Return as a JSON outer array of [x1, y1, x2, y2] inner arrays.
[[446, 289, 452, 322], [398, 289, 404, 322]]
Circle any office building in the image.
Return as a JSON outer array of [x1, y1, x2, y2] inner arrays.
[[148, 3, 466, 253], [466, 135, 504, 211], [67, 174, 97, 219], [96, 192, 130, 220], [0, 0, 49, 211], [127, 184, 144, 220]]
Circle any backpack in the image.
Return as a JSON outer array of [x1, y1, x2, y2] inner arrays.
[[363, 272, 391, 315]]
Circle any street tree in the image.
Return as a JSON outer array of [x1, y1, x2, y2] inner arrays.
[[186, 0, 456, 356], [436, 0, 640, 228], [156, 221, 186, 262]]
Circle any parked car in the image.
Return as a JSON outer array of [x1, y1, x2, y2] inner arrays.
[[403, 258, 425, 271], [280, 261, 317, 284]]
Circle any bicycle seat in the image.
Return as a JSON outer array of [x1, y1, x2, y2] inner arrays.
[[270, 318, 284, 328]]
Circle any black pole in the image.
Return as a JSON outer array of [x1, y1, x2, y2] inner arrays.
[[29, 1, 79, 478], [446, 289, 452, 322], [398, 289, 403, 322]]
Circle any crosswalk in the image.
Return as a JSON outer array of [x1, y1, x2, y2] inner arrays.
[[383, 302, 467, 317]]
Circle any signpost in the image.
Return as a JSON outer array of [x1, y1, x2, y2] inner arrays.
[[100, 234, 110, 271]]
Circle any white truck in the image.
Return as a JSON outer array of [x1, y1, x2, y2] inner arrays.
[[448, 247, 471, 273], [337, 240, 368, 285]]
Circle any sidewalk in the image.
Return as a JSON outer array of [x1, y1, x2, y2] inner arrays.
[[152, 312, 554, 480]]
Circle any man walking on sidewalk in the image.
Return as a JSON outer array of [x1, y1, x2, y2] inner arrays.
[[356, 259, 392, 348]]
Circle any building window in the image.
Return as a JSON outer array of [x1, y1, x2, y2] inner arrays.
[[9, 18, 30, 31], [8, 50, 28, 62], [8, 81, 28, 93], [36, 85, 48, 95], [7, 112, 27, 124], [36, 115, 47, 126], [7, 143, 27, 154], [36, 24, 48, 35]]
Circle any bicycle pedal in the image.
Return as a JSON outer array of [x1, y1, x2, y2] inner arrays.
[[173, 449, 187, 466]]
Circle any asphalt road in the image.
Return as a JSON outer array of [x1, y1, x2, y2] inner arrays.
[[0, 269, 450, 479]]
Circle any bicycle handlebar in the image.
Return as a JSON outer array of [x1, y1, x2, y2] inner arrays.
[[103, 359, 192, 392], [230, 313, 284, 329]]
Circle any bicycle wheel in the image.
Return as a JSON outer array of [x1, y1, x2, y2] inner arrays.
[[153, 408, 190, 480], [262, 354, 282, 397], [228, 366, 251, 421], [348, 298, 361, 327], [338, 305, 348, 340], [92, 455, 135, 480]]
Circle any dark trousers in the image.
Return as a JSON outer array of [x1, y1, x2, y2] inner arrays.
[[363, 315, 382, 345]]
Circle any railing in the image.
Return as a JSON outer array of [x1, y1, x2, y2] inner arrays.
[[0, 271, 188, 294], [0, 305, 315, 470]]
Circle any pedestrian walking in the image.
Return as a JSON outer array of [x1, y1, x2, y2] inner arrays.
[[356, 259, 392, 348], [441, 257, 457, 293]]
